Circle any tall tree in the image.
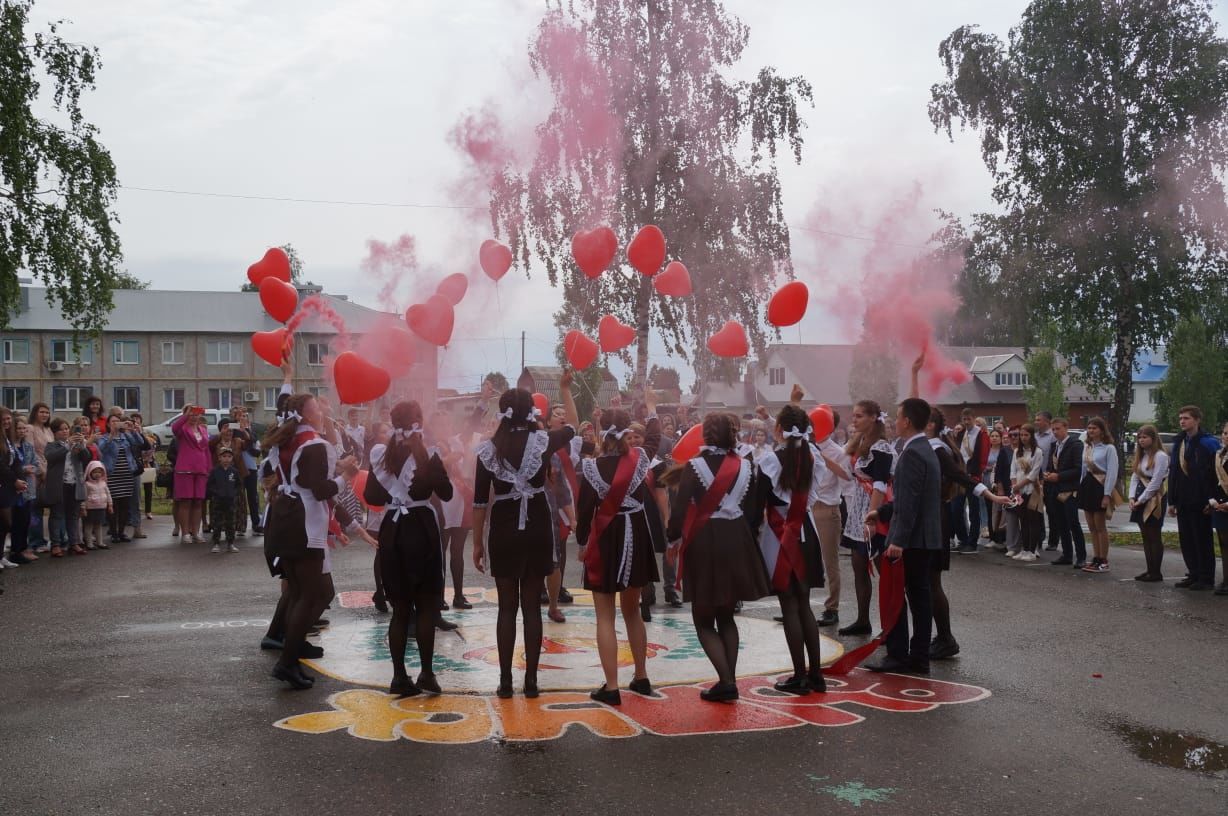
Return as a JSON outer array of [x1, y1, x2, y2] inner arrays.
[[1021, 347, 1068, 420], [1155, 316, 1226, 429], [489, 0, 811, 385], [0, 0, 122, 332], [930, 0, 1228, 443], [483, 370, 509, 393], [848, 341, 899, 414]]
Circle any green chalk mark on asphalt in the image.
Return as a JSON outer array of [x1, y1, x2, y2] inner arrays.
[[808, 776, 897, 807]]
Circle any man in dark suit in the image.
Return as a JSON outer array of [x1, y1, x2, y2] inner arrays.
[[866, 397, 942, 675], [1043, 417, 1087, 567]]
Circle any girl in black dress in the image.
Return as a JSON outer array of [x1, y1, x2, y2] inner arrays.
[[575, 408, 661, 705], [748, 404, 828, 694], [363, 401, 453, 697], [838, 400, 895, 637], [471, 376, 578, 699], [665, 414, 770, 702]]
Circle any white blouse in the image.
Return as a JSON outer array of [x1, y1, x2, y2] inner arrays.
[[1129, 450, 1169, 503]]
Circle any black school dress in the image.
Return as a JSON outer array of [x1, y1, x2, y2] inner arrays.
[[364, 444, 453, 600], [474, 427, 576, 580], [666, 450, 770, 607], [576, 451, 661, 593], [747, 448, 826, 591]]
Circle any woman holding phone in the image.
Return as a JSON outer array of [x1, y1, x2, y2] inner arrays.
[[171, 405, 212, 544]]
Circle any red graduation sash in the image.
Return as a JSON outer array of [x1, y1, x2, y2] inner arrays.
[[582, 448, 641, 587], [676, 453, 742, 590], [765, 483, 810, 593], [825, 553, 906, 675]]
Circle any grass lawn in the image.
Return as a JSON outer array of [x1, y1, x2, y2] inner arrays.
[[1109, 530, 1223, 557]]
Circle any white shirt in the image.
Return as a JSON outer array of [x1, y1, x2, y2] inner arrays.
[[813, 437, 848, 505]]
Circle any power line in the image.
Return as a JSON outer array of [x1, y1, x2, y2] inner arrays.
[[120, 185, 488, 211]]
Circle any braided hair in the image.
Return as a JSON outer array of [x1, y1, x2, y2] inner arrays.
[[775, 404, 814, 494]]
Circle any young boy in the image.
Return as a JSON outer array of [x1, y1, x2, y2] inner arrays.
[[207, 447, 241, 553]]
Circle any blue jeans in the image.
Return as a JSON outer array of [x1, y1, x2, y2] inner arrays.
[[950, 493, 982, 547], [128, 487, 142, 529], [28, 505, 47, 548]]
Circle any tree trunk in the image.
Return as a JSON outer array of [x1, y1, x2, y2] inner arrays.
[[1110, 313, 1135, 447], [635, 0, 661, 387], [635, 276, 652, 383]]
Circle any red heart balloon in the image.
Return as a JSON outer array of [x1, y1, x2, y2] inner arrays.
[[628, 225, 666, 276], [808, 405, 834, 442], [258, 276, 298, 323], [479, 239, 513, 281], [654, 261, 692, 296], [571, 227, 618, 279], [671, 423, 704, 463], [564, 329, 599, 370], [252, 328, 292, 367], [352, 469, 384, 512], [598, 314, 636, 352], [333, 351, 391, 405], [405, 295, 455, 347], [706, 320, 749, 358], [435, 273, 469, 306], [532, 392, 549, 417], [247, 247, 292, 286], [767, 281, 809, 327]]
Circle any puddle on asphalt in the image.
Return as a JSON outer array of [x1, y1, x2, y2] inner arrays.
[[1113, 721, 1228, 776]]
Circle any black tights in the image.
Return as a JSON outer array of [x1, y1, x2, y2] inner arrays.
[[109, 495, 130, 538], [850, 550, 873, 625], [777, 580, 822, 678], [389, 593, 439, 680], [1218, 529, 1228, 585], [692, 604, 739, 684], [930, 570, 952, 642], [372, 547, 385, 603], [494, 574, 545, 684], [445, 527, 468, 599], [1142, 520, 1166, 577], [274, 556, 327, 670]]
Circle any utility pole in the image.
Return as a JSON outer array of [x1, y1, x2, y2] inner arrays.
[[520, 331, 525, 372]]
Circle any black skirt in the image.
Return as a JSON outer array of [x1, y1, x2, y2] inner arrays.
[[581, 509, 660, 593], [487, 493, 555, 580], [1079, 474, 1107, 513], [379, 507, 445, 601], [682, 517, 770, 607]]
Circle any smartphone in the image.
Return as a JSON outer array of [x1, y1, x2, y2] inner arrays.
[[190, 406, 206, 416]]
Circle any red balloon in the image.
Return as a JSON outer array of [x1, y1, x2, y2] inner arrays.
[[405, 294, 455, 347], [670, 423, 704, 463], [627, 225, 666, 276], [351, 469, 384, 511], [767, 281, 809, 327], [246, 247, 292, 286], [809, 405, 835, 442], [333, 351, 391, 405], [706, 321, 749, 358], [252, 328, 292, 367], [532, 392, 549, 417], [654, 261, 692, 296], [598, 314, 636, 353], [571, 227, 618, 279], [258, 276, 298, 323], [436, 273, 469, 306], [479, 239, 513, 281], [564, 329, 599, 370]]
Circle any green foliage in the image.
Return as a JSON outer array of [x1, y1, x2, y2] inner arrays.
[[113, 270, 148, 289], [930, 0, 1228, 443], [1021, 347, 1068, 419], [1155, 317, 1227, 429], [483, 371, 509, 393], [488, 0, 812, 384], [848, 341, 899, 413], [648, 364, 680, 391], [0, 0, 122, 332]]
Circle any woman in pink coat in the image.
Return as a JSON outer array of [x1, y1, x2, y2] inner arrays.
[[171, 406, 212, 543]]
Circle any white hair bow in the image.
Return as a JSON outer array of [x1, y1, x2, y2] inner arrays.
[[877, 412, 889, 424], [278, 410, 302, 425], [781, 425, 807, 439], [392, 424, 422, 441], [602, 426, 630, 440], [497, 407, 516, 420]]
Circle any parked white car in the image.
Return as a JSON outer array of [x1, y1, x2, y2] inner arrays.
[[145, 409, 230, 445]]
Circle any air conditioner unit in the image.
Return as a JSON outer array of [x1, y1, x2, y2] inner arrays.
[[243, 391, 259, 403], [47, 361, 65, 372]]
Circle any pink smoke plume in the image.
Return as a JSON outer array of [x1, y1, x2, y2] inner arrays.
[[361, 234, 420, 311], [287, 294, 351, 353]]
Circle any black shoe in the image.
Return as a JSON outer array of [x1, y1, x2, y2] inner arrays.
[[496, 681, 514, 699], [772, 616, 784, 623], [817, 610, 839, 627], [539, 589, 550, 605], [1175, 577, 1196, 588], [389, 676, 420, 698], [1189, 582, 1213, 591], [955, 543, 978, 553], [1044, 545, 1059, 551], [807, 672, 827, 693], [628, 677, 653, 696], [203, 525, 211, 533], [260, 635, 284, 651], [733, 601, 743, 613], [838, 621, 872, 636], [452, 595, 473, 610], [1215, 583, 1228, 596], [773, 675, 810, 695], [929, 638, 960, 660], [557, 588, 574, 604], [272, 664, 314, 690], [699, 682, 739, 702], [299, 643, 324, 659], [1134, 572, 1163, 582], [416, 672, 442, 694], [1073, 561, 1087, 569], [865, 656, 911, 674], [589, 684, 622, 705], [523, 675, 540, 698], [640, 604, 652, 622], [373, 594, 388, 613], [439, 598, 450, 611], [313, 618, 329, 628], [1050, 557, 1073, 566], [666, 597, 683, 609], [252, 526, 264, 535], [436, 617, 459, 632], [908, 661, 931, 675]]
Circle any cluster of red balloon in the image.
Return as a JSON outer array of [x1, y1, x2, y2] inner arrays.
[[249, 247, 296, 368]]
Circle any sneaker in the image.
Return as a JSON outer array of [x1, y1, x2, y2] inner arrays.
[[145, 513, 154, 520], [1092, 562, 1110, 573], [955, 543, 978, 554], [210, 543, 221, 554], [1017, 552, 1037, 562], [1005, 548, 1021, 557], [133, 529, 147, 539], [34, 544, 51, 554], [0, 557, 17, 568], [228, 544, 239, 554]]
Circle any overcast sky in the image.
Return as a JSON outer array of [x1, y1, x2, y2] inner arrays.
[[29, 1, 1228, 390]]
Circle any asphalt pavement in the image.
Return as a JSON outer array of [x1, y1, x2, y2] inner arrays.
[[1, 517, 1225, 816]]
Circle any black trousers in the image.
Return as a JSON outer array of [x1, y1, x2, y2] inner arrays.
[[1176, 507, 1216, 584], [884, 549, 934, 666], [1044, 492, 1062, 549], [1049, 494, 1087, 562], [243, 472, 261, 528]]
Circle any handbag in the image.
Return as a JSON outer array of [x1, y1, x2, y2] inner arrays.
[[155, 464, 173, 489]]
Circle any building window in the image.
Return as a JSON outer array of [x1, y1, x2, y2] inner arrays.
[[206, 341, 242, 365], [113, 386, 140, 411], [163, 388, 185, 412], [162, 340, 185, 365], [994, 371, 1029, 386], [2, 339, 30, 364], [308, 386, 329, 398], [768, 366, 785, 386], [207, 387, 243, 410], [307, 342, 329, 366], [1149, 388, 1160, 405], [51, 386, 91, 412], [113, 340, 140, 365], [264, 387, 280, 410], [50, 339, 93, 364], [1, 386, 31, 412]]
